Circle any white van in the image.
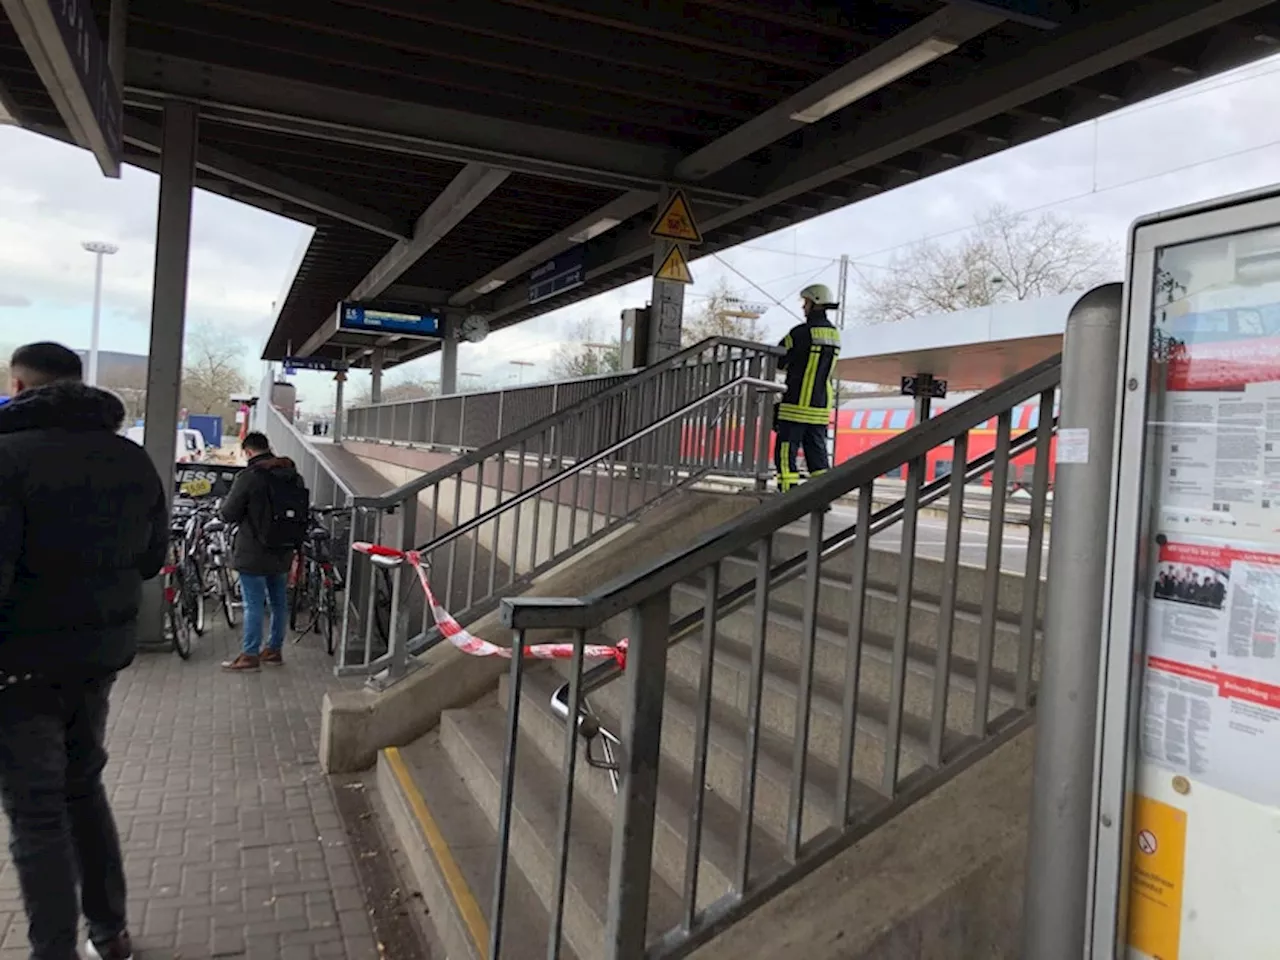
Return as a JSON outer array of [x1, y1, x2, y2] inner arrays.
[[124, 426, 208, 463]]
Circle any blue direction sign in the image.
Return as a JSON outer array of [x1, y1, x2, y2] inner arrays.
[[283, 356, 348, 374], [338, 303, 441, 339], [528, 246, 585, 305], [5, 0, 123, 175]]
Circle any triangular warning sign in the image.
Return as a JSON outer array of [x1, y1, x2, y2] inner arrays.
[[650, 190, 702, 244], [655, 244, 693, 285]]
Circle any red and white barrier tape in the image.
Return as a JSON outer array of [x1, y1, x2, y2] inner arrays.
[[352, 542, 628, 668]]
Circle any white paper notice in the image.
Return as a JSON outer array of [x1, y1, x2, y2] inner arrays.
[[1056, 427, 1089, 464], [1157, 380, 1280, 541]]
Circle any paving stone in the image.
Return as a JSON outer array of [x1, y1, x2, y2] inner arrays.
[[0, 621, 387, 959]]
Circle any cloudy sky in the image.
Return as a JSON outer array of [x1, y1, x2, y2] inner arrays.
[[3, 52, 1280, 409]]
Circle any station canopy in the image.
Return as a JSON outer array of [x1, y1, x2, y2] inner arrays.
[[2, 1, 1278, 370]]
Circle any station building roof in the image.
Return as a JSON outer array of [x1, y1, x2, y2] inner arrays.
[[2, 1, 1277, 370]]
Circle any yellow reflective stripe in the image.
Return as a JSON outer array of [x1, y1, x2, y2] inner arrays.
[[810, 328, 841, 345], [783, 334, 793, 350], [800, 350, 821, 408], [777, 404, 831, 424]]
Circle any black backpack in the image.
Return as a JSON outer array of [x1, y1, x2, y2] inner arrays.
[[253, 466, 310, 550]]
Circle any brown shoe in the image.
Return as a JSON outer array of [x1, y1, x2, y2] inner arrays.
[[86, 930, 134, 959], [221, 653, 260, 671], [260, 649, 283, 666]]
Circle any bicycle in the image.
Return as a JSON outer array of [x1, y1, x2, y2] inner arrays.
[[161, 502, 205, 659], [170, 498, 207, 640], [198, 501, 241, 629], [289, 506, 346, 656]]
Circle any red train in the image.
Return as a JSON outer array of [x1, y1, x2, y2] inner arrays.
[[681, 392, 1060, 486]]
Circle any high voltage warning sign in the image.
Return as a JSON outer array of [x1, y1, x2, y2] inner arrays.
[[650, 189, 702, 244], [655, 244, 693, 284]]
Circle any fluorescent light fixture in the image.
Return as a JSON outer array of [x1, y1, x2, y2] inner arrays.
[[474, 278, 506, 294], [789, 37, 958, 124], [568, 217, 623, 243]]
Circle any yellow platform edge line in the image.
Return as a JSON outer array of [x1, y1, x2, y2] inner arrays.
[[383, 746, 490, 960]]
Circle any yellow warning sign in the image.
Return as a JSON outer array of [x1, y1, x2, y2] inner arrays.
[[1127, 796, 1186, 960], [650, 190, 702, 244], [655, 244, 693, 285]]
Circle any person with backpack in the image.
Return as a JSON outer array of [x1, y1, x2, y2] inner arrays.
[[219, 432, 310, 671]]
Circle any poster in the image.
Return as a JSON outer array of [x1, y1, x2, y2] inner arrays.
[[174, 464, 244, 499], [1127, 795, 1187, 960], [1141, 535, 1280, 806]]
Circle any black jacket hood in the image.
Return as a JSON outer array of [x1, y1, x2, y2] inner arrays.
[[0, 381, 126, 435]]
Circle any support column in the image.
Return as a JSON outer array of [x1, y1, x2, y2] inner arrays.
[[333, 370, 346, 445], [370, 348, 384, 404], [440, 321, 459, 395], [1020, 283, 1123, 959], [139, 99, 198, 641], [647, 189, 684, 365]]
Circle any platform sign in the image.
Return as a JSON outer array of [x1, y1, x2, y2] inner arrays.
[[283, 355, 348, 374], [337, 303, 441, 339], [1089, 187, 1280, 959], [528, 246, 585, 305], [1, 0, 122, 176], [900, 374, 947, 399]]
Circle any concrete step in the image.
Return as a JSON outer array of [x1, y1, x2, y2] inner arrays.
[[666, 581, 1023, 734], [709, 554, 1035, 676], [374, 735, 573, 960], [440, 700, 684, 959], [501, 666, 784, 915], [581, 662, 884, 845]]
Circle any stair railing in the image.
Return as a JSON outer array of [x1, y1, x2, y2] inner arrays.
[[338, 339, 783, 684], [495, 352, 1062, 960]]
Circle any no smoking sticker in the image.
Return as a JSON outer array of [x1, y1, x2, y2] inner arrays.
[[1138, 829, 1158, 855]]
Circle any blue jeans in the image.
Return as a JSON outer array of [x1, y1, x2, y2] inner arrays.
[[239, 573, 288, 656]]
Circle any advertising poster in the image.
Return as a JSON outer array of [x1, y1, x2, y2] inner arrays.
[[174, 463, 244, 499]]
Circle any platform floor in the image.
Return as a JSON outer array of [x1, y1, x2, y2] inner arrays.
[[0, 618, 389, 960]]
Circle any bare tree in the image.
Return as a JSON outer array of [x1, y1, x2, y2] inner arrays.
[[352, 375, 439, 406], [681, 277, 767, 346], [854, 204, 1118, 324], [551, 317, 622, 379], [182, 321, 250, 422]]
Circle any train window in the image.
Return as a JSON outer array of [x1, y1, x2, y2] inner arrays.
[[851, 411, 865, 428], [867, 410, 887, 429], [1027, 405, 1040, 429], [888, 409, 911, 429], [936, 460, 953, 478]]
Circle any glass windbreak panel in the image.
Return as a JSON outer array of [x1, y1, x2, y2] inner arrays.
[[1126, 221, 1280, 960]]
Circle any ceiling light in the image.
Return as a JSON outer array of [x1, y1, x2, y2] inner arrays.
[[474, 278, 506, 294], [789, 37, 958, 124], [568, 217, 623, 243]]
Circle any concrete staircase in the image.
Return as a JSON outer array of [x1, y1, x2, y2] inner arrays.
[[376, 526, 1043, 960]]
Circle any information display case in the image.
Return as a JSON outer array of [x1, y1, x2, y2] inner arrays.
[[1089, 188, 1280, 958]]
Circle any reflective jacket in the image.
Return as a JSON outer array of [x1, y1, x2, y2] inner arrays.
[[777, 318, 841, 424]]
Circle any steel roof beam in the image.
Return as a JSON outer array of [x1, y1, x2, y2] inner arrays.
[[123, 116, 410, 241], [121, 52, 755, 203], [674, 5, 1005, 181], [479, 0, 1276, 323], [345, 164, 509, 308]]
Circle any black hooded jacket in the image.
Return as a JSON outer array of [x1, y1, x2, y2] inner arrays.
[[220, 452, 306, 576], [0, 382, 168, 678]]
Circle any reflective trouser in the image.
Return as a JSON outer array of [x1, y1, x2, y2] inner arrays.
[[774, 418, 830, 492]]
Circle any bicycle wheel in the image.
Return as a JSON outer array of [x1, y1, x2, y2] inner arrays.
[[182, 558, 206, 636], [321, 581, 337, 656], [219, 565, 240, 628], [288, 552, 309, 632], [168, 593, 192, 660]]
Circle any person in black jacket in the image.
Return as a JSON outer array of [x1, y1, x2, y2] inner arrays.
[[219, 432, 308, 671], [775, 284, 842, 492], [0, 342, 166, 960]]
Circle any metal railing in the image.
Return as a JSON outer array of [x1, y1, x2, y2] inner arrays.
[[494, 352, 1062, 960], [262, 401, 356, 511], [338, 338, 783, 683], [345, 370, 635, 451]]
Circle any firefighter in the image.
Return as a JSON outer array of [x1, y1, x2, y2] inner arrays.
[[774, 283, 841, 493]]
